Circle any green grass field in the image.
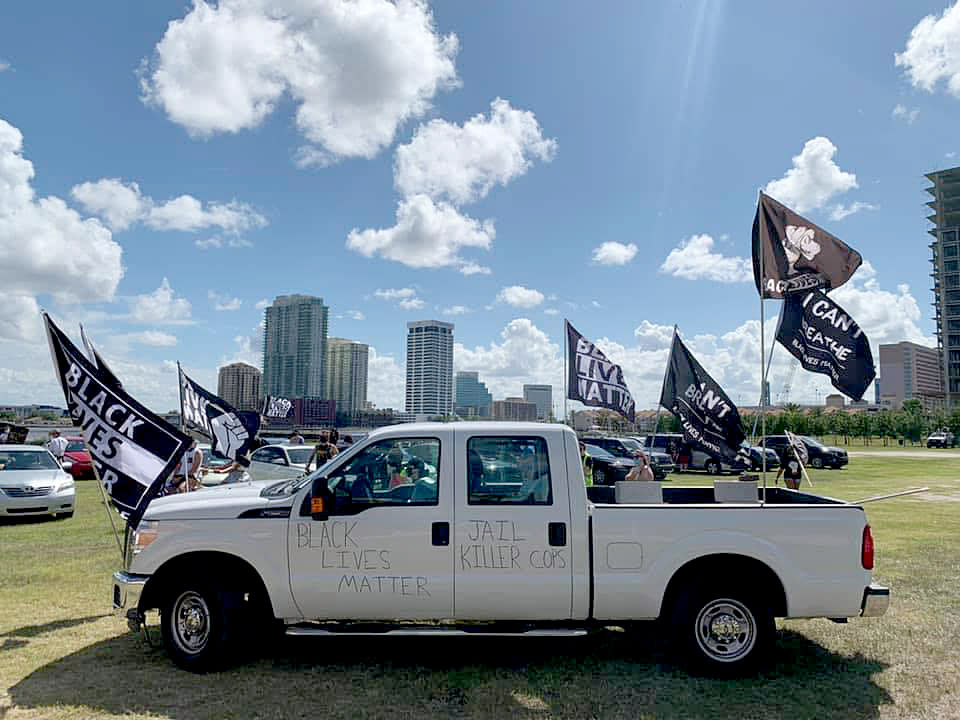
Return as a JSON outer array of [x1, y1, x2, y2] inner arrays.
[[1, 455, 958, 720]]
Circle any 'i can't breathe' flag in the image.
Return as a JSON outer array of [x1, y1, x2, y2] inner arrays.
[[565, 321, 636, 422]]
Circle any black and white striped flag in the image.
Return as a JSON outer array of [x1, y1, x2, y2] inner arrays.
[[43, 314, 190, 529]]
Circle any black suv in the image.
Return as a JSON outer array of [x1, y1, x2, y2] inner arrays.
[[587, 436, 674, 479], [764, 435, 848, 469]]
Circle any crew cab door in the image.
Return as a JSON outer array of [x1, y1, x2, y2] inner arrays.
[[453, 430, 574, 620], [287, 431, 454, 620]]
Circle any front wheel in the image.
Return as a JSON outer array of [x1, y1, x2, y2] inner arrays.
[[670, 583, 774, 676], [810, 457, 823, 469], [705, 460, 721, 475], [161, 580, 240, 672]]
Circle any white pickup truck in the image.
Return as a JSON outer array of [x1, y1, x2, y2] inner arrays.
[[113, 422, 889, 675]]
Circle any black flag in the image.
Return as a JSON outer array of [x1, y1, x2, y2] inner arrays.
[[79, 324, 124, 391], [566, 321, 636, 422], [775, 289, 876, 401], [660, 331, 745, 463], [179, 366, 260, 465], [43, 314, 190, 529], [753, 191, 862, 299], [263, 395, 294, 419]]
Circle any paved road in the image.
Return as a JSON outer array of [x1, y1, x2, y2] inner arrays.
[[848, 450, 960, 459]]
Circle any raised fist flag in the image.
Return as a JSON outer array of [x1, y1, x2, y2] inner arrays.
[[178, 365, 260, 465]]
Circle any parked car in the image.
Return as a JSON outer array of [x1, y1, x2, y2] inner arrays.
[[926, 429, 955, 448], [743, 445, 781, 471], [641, 433, 740, 475], [198, 444, 234, 486], [0, 445, 76, 519], [248, 444, 314, 481], [582, 444, 638, 485], [588, 436, 674, 479], [764, 435, 848, 469], [114, 422, 889, 676], [63, 436, 94, 479]]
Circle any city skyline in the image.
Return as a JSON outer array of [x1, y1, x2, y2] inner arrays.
[[3, 2, 959, 415]]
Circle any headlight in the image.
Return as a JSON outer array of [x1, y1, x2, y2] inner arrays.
[[56, 476, 75, 492], [131, 520, 160, 556]]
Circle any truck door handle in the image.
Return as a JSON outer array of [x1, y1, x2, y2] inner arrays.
[[432, 522, 449, 546], [548, 522, 566, 547]]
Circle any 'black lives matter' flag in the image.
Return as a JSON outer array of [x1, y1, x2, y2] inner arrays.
[[753, 191, 862, 299], [566, 321, 636, 422], [776, 289, 876, 401], [263, 395, 294, 419], [179, 366, 260, 465], [43, 314, 190, 529], [660, 331, 745, 463]]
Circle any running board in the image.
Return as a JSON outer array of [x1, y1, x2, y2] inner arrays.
[[286, 625, 589, 638]]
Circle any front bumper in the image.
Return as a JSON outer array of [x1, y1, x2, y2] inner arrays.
[[860, 583, 890, 617], [113, 571, 150, 631], [0, 487, 75, 516]]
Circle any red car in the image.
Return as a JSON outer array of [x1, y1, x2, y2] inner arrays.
[[64, 436, 93, 479]]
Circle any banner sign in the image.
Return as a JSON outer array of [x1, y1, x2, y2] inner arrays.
[[179, 366, 260, 465], [775, 289, 876, 401], [565, 321, 636, 422], [660, 331, 745, 463], [43, 314, 190, 529], [752, 191, 862, 299], [263, 395, 294, 419]]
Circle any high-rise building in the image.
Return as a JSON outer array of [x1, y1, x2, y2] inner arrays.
[[455, 371, 493, 417], [492, 397, 538, 421], [217, 362, 262, 412], [325, 338, 369, 421], [522, 384, 553, 421], [405, 320, 454, 416], [878, 342, 944, 411], [262, 295, 329, 399], [927, 166, 960, 405]]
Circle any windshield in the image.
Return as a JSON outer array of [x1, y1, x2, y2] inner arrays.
[[287, 447, 315, 465], [0, 450, 60, 471], [801, 436, 824, 448], [65, 442, 86, 453], [585, 445, 614, 460], [620, 438, 642, 451]]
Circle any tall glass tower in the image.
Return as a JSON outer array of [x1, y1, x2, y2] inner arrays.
[[926, 167, 960, 406], [405, 320, 454, 416], [262, 295, 329, 399]]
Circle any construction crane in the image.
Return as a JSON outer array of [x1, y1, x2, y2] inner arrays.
[[777, 360, 799, 405]]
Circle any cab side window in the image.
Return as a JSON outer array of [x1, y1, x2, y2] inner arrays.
[[326, 438, 440, 507], [252, 447, 285, 465], [467, 436, 552, 506]]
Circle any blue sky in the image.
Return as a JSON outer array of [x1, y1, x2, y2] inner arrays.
[[2, 0, 959, 413]]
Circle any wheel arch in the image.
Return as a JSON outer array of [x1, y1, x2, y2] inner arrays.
[[660, 553, 788, 618], [140, 551, 275, 619]]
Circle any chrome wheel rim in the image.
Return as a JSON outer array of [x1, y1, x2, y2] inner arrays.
[[172, 591, 211, 655], [694, 598, 756, 663]]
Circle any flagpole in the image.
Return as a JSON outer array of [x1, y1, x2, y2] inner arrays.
[[751, 310, 781, 440], [176, 362, 191, 493], [563, 321, 569, 427], [758, 190, 768, 505]]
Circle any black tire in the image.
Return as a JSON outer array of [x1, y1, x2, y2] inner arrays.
[[705, 460, 721, 476], [810, 457, 823, 469], [160, 578, 243, 673], [669, 582, 774, 677]]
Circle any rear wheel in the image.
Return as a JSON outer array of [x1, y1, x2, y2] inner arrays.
[[670, 582, 774, 676], [810, 457, 823, 468], [705, 460, 721, 475], [594, 468, 607, 485]]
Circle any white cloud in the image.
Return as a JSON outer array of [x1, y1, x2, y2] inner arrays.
[[0, 118, 123, 305], [591, 241, 638, 266], [442, 305, 469, 316], [591, 300, 603, 309], [460, 262, 491, 276], [947, 151, 957, 159], [347, 194, 493, 271], [127, 330, 178, 347], [129, 278, 193, 325], [633, 320, 675, 351], [896, 2, 960, 98], [255, 298, 271, 310], [0, 60, 10, 73], [399, 297, 425, 310], [830, 201, 878, 221], [660, 233, 752, 283], [394, 98, 556, 205], [345, 310, 365, 321], [764, 137, 857, 213], [208, 290, 242, 311], [0, 294, 41, 343], [497, 285, 544, 308], [141, 0, 459, 163], [71, 177, 266, 236], [543, 308, 559, 316], [374, 287, 417, 301], [195, 235, 254, 249], [892, 104, 920, 124], [366, 347, 405, 410]]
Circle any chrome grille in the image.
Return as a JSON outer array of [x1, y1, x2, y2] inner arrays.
[[1, 486, 53, 498]]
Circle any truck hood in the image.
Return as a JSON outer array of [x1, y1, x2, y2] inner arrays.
[[143, 479, 288, 521]]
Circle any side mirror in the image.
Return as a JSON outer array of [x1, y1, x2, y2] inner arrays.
[[311, 476, 333, 521], [61, 460, 73, 472]]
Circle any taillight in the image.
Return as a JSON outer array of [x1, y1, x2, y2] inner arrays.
[[862, 525, 874, 570]]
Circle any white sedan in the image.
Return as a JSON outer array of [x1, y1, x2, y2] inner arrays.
[[248, 444, 315, 482], [0, 445, 76, 519]]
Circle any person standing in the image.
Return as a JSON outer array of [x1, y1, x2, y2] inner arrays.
[[625, 450, 656, 482], [776, 445, 803, 490], [578, 441, 593, 487], [47, 430, 68, 462], [290, 430, 305, 445]]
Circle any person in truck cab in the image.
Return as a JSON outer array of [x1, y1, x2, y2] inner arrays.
[[516, 446, 549, 503], [387, 447, 407, 488], [406, 456, 437, 503]]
